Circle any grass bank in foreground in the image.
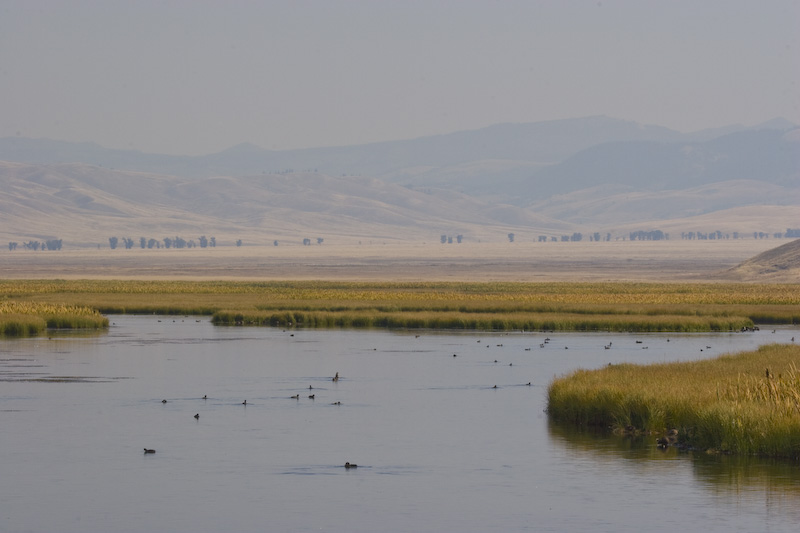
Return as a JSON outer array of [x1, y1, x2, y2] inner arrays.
[[0, 301, 108, 336], [547, 344, 800, 459], [2, 280, 799, 333]]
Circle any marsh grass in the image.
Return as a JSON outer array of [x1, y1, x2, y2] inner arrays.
[[2, 280, 798, 332], [0, 301, 108, 336], [547, 344, 800, 458]]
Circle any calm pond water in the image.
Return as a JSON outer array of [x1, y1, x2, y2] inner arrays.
[[1, 316, 798, 533]]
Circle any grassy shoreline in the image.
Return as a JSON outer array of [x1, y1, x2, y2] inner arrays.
[[0, 301, 108, 336], [1, 280, 798, 334], [547, 344, 800, 459]]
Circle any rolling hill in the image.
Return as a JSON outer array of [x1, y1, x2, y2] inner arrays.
[[0, 116, 797, 248]]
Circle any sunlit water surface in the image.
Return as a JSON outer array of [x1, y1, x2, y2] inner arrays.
[[1, 316, 798, 532]]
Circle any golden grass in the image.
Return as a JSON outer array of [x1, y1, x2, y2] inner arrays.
[[0, 300, 108, 335], [2, 279, 798, 332], [547, 344, 800, 458]]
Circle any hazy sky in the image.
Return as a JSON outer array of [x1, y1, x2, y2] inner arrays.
[[1, 0, 798, 155]]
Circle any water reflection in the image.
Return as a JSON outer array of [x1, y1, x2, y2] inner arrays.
[[0, 316, 797, 533]]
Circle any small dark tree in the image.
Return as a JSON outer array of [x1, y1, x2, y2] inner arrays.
[[210, 236, 216, 247], [317, 238, 324, 245], [45, 239, 62, 250], [236, 239, 243, 247], [140, 237, 147, 249], [456, 235, 463, 243], [163, 237, 173, 249], [109, 236, 118, 249], [273, 240, 279, 246], [303, 238, 311, 246], [507, 233, 515, 243], [441, 235, 447, 244], [8, 242, 18, 251], [123, 237, 135, 249], [199, 236, 208, 248]]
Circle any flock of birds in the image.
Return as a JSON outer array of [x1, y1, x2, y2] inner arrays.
[[143, 328, 796, 458], [144, 370, 356, 468]]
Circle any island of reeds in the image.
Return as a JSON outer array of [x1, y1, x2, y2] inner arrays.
[[547, 343, 800, 459], [1, 279, 798, 334], [0, 300, 108, 336]]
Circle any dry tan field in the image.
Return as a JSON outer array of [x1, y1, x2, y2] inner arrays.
[[0, 239, 792, 283]]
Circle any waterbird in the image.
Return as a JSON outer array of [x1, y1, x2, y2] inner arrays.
[[331, 401, 341, 405], [344, 462, 357, 468], [144, 448, 156, 454], [242, 400, 247, 405], [194, 413, 199, 419], [162, 399, 167, 404], [332, 372, 339, 382], [202, 395, 207, 400], [308, 394, 315, 399], [291, 394, 300, 399]]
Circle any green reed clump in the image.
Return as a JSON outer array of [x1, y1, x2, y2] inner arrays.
[[0, 314, 47, 336], [211, 308, 754, 332], [0, 301, 108, 336], [547, 344, 800, 458]]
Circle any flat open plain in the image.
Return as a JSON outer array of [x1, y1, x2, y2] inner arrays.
[[0, 239, 789, 282]]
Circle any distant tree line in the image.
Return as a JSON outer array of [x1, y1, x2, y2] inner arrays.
[[108, 236, 216, 250], [441, 234, 464, 244], [8, 239, 63, 251], [680, 229, 800, 240], [523, 228, 800, 243]]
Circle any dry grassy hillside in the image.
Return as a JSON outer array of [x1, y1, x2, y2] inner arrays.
[[0, 161, 570, 247], [723, 238, 800, 282], [1, 160, 797, 251]]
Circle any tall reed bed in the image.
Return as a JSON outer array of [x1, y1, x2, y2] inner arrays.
[[2, 280, 798, 332], [0, 301, 108, 336], [547, 344, 800, 458], [211, 309, 753, 332]]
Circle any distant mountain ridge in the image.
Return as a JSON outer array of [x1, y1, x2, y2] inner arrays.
[[0, 116, 797, 246], [2, 115, 794, 179]]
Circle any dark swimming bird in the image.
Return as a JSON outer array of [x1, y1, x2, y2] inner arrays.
[[331, 401, 341, 405], [194, 413, 199, 419], [344, 462, 357, 468], [162, 399, 167, 403], [144, 448, 156, 454], [332, 372, 339, 382], [291, 394, 300, 399], [202, 395, 207, 400], [242, 400, 247, 405], [308, 394, 315, 399]]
